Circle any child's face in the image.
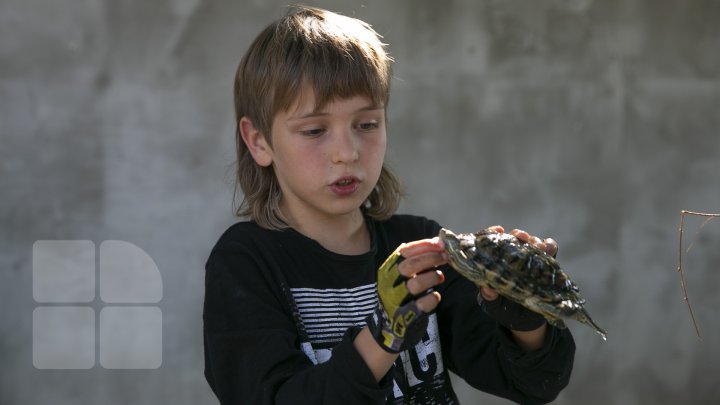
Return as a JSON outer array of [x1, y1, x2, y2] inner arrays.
[[268, 88, 387, 224]]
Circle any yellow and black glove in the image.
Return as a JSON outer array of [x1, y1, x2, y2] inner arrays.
[[366, 246, 430, 353]]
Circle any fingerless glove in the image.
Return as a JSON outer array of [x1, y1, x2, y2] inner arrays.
[[366, 247, 429, 353]]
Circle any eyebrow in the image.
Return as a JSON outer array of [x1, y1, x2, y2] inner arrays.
[[287, 105, 384, 122]]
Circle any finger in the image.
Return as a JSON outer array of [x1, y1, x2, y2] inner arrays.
[[406, 270, 444, 295], [415, 291, 441, 313], [397, 237, 445, 258], [487, 225, 505, 233], [530, 236, 546, 251], [509, 228, 529, 242], [397, 251, 447, 277], [510, 229, 547, 251], [544, 238, 558, 257], [479, 287, 499, 301]]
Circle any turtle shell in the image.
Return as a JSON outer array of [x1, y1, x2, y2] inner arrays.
[[440, 228, 606, 339]]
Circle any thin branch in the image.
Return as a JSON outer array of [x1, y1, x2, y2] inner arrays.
[[678, 210, 720, 341], [686, 216, 717, 253]]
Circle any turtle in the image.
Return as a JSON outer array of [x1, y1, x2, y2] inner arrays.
[[439, 227, 607, 340]]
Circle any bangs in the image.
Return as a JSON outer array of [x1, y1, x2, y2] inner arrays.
[[271, 8, 392, 114], [303, 42, 389, 110]]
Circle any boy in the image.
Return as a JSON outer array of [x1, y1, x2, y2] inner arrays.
[[204, 5, 575, 404]]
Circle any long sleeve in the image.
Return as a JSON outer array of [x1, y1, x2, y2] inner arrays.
[[204, 216, 576, 405], [203, 246, 393, 405], [437, 267, 576, 404]]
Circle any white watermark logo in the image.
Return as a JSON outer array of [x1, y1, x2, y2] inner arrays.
[[32, 240, 163, 369]]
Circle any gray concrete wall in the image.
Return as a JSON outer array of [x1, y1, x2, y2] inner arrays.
[[2, 0, 719, 403]]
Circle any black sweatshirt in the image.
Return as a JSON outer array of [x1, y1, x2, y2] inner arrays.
[[203, 214, 575, 404]]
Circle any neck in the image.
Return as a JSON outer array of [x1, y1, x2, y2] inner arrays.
[[281, 208, 370, 255]]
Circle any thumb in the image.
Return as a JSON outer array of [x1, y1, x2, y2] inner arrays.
[[479, 287, 499, 301]]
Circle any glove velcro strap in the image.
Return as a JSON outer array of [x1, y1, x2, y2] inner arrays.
[[367, 302, 428, 353]]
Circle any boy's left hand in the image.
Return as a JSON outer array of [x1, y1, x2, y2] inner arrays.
[[478, 227, 558, 332]]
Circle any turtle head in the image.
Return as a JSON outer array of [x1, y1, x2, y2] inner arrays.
[[438, 228, 459, 251], [439, 228, 477, 265], [439, 227, 490, 254], [439, 228, 488, 285]]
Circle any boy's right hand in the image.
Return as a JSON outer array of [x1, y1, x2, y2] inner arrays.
[[367, 238, 447, 353]]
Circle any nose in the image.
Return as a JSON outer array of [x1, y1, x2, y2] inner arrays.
[[331, 129, 359, 164]]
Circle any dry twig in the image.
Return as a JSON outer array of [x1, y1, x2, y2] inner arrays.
[[678, 210, 720, 341]]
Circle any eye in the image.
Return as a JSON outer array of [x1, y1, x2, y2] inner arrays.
[[299, 127, 326, 137], [355, 120, 380, 132]]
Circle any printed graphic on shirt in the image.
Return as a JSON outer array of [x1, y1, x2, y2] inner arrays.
[[291, 284, 377, 346], [389, 315, 457, 404], [290, 285, 457, 404]]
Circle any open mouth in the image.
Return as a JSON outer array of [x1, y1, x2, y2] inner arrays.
[[330, 177, 360, 195]]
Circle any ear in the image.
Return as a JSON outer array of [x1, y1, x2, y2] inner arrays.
[[239, 116, 273, 167]]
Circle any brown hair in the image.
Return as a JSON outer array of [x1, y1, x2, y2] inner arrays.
[[233, 5, 403, 229]]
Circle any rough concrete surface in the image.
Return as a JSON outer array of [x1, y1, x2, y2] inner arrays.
[[2, 0, 719, 404]]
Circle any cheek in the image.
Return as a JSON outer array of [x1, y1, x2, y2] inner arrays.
[[362, 125, 386, 151], [361, 136, 386, 184], [369, 134, 387, 164]]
